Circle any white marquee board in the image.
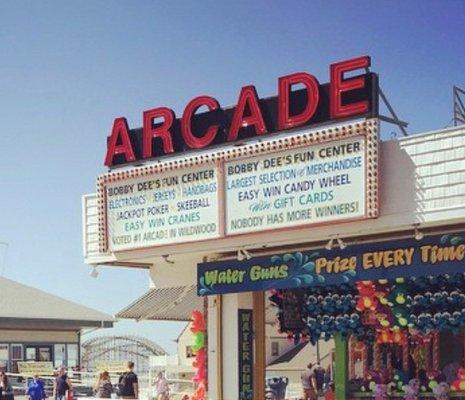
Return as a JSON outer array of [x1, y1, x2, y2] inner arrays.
[[105, 165, 219, 251], [225, 136, 366, 235]]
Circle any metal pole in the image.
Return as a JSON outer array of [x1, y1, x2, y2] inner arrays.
[[316, 341, 321, 364]]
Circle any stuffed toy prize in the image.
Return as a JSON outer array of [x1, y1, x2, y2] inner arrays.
[[451, 367, 465, 391], [432, 382, 450, 400], [403, 379, 420, 400]]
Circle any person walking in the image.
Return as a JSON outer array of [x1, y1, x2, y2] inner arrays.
[[153, 372, 169, 400], [26, 375, 46, 400], [94, 371, 113, 398], [53, 367, 72, 400], [314, 363, 325, 395], [0, 372, 14, 400], [301, 363, 317, 400], [118, 362, 138, 399]]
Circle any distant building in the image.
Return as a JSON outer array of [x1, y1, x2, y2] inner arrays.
[[81, 335, 167, 373], [0, 276, 113, 372]]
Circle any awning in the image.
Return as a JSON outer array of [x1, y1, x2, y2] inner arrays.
[[116, 285, 203, 322], [116, 284, 280, 323]]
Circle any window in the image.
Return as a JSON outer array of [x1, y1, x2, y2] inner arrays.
[[186, 346, 195, 358], [11, 345, 22, 360], [38, 347, 51, 362], [271, 342, 279, 357], [26, 347, 36, 361], [10, 345, 22, 373], [0, 345, 8, 372], [67, 344, 79, 368], [54, 344, 66, 368]]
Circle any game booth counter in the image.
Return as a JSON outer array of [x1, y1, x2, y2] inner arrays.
[[82, 55, 465, 400]]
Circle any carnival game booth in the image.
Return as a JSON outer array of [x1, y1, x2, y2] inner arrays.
[[261, 231, 465, 400], [197, 229, 465, 400]]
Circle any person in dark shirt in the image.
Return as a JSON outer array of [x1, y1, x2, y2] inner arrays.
[[53, 367, 72, 400], [314, 363, 325, 395], [118, 362, 138, 399], [0, 372, 14, 400]]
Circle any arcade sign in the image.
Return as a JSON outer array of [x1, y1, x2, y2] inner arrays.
[[97, 119, 378, 252], [104, 56, 378, 167]]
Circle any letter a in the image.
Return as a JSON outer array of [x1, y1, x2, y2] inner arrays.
[[104, 118, 136, 167]]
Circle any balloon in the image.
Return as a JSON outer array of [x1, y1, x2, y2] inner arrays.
[[191, 310, 206, 332], [192, 332, 205, 352]]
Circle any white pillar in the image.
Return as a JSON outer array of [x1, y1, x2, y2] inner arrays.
[[207, 292, 253, 400]]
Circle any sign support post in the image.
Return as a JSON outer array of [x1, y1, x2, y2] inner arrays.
[[253, 292, 266, 400], [216, 295, 223, 400], [334, 333, 348, 400]]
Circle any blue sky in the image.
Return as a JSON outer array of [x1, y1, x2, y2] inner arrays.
[[0, 0, 464, 354]]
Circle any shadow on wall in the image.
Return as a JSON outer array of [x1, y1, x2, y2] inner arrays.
[[379, 139, 425, 225]]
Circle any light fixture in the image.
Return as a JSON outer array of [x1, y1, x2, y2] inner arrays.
[[414, 226, 424, 241], [325, 237, 334, 251], [162, 254, 175, 264], [89, 265, 99, 278], [242, 249, 252, 260], [237, 250, 245, 261], [336, 236, 347, 250]]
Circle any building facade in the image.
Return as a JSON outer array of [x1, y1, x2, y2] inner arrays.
[[0, 276, 113, 372], [82, 56, 465, 399]]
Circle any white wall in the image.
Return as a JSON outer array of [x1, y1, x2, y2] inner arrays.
[[176, 323, 194, 367], [207, 296, 218, 400], [148, 254, 200, 289], [265, 326, 296, 365], [220, 293, 253, 400]]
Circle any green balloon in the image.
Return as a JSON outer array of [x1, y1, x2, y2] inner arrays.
[[192, 332, 205, 351], [429, 381, 438, 390]]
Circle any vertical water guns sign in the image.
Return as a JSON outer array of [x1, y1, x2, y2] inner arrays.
[[238, 309, 254, 400], [190, 311, 207, 400]]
